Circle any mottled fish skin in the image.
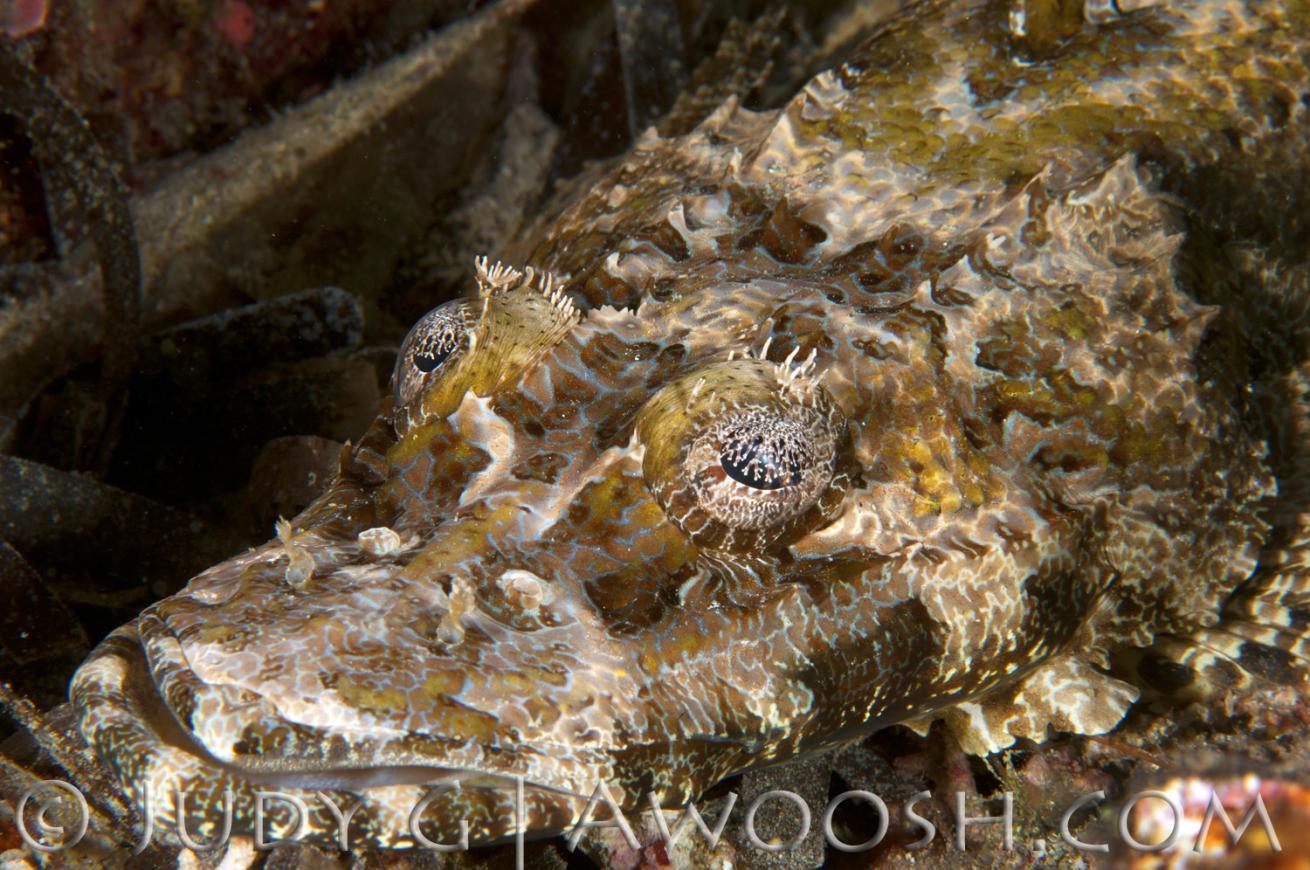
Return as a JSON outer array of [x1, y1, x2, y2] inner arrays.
[[71, 0, 1310, 849]]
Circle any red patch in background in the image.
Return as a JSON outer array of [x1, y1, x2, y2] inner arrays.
[[1, 0, 49, 37], [213, 0, 256, 50]]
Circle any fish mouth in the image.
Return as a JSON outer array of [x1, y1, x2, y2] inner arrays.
[[70, 618, 598, 847]]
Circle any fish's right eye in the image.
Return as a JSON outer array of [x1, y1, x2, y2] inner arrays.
[[393, 301, 470, 415], [636, 357, 849, 550]]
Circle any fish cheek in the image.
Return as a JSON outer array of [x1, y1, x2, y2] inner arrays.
[[379, 414, 492, 524], [551, 469, 700, 633]]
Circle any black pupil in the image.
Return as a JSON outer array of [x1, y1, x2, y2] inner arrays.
[[721, 432, 804, 490], [412, 330, 460, 373], [413, 346, 451, 373]]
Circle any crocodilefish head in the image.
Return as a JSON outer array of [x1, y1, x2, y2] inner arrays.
[[71, 253, 877, 848], [69, 88, 1274, 853]]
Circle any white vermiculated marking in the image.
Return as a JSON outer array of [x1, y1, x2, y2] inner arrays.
[[527, 436, 647, 539], [454, 393, 518, 507], [447, 391, 643, 539]]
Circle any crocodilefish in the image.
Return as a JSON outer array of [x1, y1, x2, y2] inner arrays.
[[69, 0, 1310, 853]]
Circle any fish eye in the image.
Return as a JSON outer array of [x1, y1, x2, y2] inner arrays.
[[638, 358, 848, 548], [413, 342, 455, 373], [392, 300, 470, 414], [717, 412, 811, 490], [688, 403, 838, 533], [405, 303, 466, 373]]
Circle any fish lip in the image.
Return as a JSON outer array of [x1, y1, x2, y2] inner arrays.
[[127, 605, 607, 776], [74, 620, 425, 788], [71, 622, 599, 846]]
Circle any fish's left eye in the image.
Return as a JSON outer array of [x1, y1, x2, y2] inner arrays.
[[392, 300, 470, 414]]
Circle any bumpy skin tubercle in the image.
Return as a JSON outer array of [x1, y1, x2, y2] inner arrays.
[[71, 0, 1310, 850]]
